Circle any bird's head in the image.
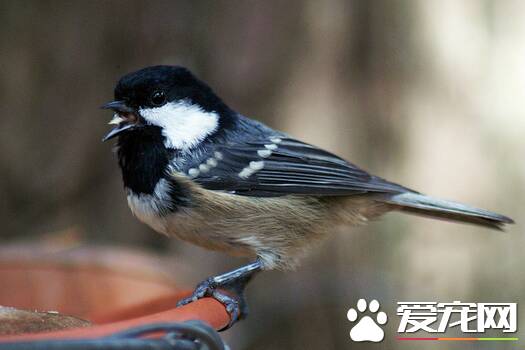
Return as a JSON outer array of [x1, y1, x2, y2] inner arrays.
[[102, 65, 231, 150]]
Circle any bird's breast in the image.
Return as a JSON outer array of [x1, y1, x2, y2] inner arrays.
[[126, 179, 172, 234]]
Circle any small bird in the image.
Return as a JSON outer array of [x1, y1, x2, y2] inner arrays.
[[103, 65, 513, 329]]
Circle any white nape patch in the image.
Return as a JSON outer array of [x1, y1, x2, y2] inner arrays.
[[126, 179, 173, 233], [139, 101, 219, 150], [239, 161, 265, 179], [188, 168, 199, 178]]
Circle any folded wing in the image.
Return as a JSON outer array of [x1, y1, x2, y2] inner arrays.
[[190, 137, 411, 197]]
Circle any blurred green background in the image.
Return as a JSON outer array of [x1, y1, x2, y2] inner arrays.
[[0, 0, 523, 349]]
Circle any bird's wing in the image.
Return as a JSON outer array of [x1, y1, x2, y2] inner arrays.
[[186, 136, 411, 197]]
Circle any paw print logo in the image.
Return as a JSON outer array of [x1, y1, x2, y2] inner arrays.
[[347, 299, 387, 342]]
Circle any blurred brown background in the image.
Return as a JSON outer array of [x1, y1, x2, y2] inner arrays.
[[0, 0, 523, 349]]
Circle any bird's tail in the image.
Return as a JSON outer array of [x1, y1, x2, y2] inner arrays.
[[380, 192, 514, 230]]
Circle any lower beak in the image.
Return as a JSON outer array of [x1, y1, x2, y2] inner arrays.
[[102, 123, 136, 141], [101, 100, 139, 141]]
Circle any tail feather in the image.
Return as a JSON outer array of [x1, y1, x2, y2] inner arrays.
[[381, 192, 514, 230]]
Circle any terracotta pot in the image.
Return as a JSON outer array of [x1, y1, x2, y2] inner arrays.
[[0, 244, 229, 340]]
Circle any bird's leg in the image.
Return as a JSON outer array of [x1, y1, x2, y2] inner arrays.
[[177, 259, 262, 330]]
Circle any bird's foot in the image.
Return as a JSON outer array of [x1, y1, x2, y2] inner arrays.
[[177, 260, 262, 330], [177, 276, 247, 330]]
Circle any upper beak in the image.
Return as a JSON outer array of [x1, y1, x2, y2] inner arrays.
[[101, 100, 139, 142], [101, 100, 135, 113]]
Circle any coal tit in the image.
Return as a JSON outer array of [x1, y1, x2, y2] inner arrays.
[[103, 65, 513, 329]]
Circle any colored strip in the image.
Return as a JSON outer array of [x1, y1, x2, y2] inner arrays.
[[396, 337, 519, 341]]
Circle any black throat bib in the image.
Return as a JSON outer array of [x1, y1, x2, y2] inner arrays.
[[117, 126, 171, 195]]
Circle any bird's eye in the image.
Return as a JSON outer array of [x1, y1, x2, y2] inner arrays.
[[151, 91, 166, 106]]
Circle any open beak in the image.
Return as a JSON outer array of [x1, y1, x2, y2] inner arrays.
[[101, 101, 140, 141]]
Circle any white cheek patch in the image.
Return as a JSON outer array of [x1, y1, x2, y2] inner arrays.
[[139, 101, 219, 150]]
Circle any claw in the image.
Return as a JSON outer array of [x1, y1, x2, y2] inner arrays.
[[211, 289, 243, 330], [176, 278, 247, 330], [176, 260, 262, 331]]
